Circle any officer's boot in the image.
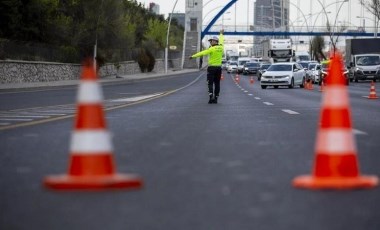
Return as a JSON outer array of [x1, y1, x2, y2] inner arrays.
[[213, 96, 218, 104], [208, 93, 213, 104]]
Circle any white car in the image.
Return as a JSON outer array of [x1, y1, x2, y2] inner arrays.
[[260, 62, 306, 89], [227, 61, 238, 73]]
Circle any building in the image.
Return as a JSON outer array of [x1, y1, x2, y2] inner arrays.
[[149, 2, 160, 15], [169, 13, 185, 29], [253, 0, 290, 56]]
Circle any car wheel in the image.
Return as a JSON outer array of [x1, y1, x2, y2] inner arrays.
[[261, 85, 267, 89], [288, 78, 294, 88]]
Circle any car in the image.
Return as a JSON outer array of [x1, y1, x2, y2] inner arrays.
[[242, 62, 260, 75], [227, 61, 238, 73], [260, 62, 306, 89], [257, 63, 271, 81], [306, 62, 321, 83], [237, 57, 251, 73], [297, 61, 311, 70], [319, 60, 349, 85], [221, 59, 227, 70]]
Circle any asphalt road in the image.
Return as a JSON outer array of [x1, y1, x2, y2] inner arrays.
[[1, 71, 379, 230]]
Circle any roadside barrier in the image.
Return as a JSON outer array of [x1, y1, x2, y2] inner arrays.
[[292, 53, 378, 190], [44, 59, 143, 191]]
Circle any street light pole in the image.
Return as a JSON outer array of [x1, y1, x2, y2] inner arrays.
[[165, 0, 179, 74]]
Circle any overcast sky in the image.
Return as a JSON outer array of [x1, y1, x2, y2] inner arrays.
[[136, 0, 376, 30]]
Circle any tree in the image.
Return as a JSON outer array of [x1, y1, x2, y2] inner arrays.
[[359, 0, 380, 37], [311, 36, 326, 62]]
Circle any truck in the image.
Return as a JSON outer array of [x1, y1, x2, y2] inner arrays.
[[293, 51, 311, 62], [345, 38, 380, 82], [262, 39, 293, 63]]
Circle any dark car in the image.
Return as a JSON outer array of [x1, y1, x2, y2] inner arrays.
[[242, 62, 260, 75], [257, 63, 271, 81]]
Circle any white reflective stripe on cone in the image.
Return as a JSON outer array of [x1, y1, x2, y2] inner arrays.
[[322, 86, 349, 108], [70, 130, 113, 154], [77, 81, 104, 103], [315, 128, 357, 154]]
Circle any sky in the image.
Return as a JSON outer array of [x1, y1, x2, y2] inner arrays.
[[136, 0, 377, 31]]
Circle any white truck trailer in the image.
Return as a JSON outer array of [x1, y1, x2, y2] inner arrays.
[[262, 39, 293, 63]]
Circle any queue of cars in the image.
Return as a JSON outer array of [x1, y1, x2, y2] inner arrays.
[[222, 57, 366, 89]]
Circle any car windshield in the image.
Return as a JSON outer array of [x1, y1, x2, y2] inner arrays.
[[246, 62, 260, 67], [298, 62, 309, 68], [267, 64, 292, 71], [356, 56, 380, 66], [260, 64, 271, 69], [308, 63, 316, 70], [229, 62, 237, 66]]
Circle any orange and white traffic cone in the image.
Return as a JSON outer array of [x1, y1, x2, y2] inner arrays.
[[250, 76, 254, 84], [363, 81, 379, 99], [44, 59, 143, 191], [292, 53, 378, 190], [221, 73, 224, 81], [235, 74, 240, 83]]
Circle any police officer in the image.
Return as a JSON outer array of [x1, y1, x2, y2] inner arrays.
[[190, 29, 224, 104]]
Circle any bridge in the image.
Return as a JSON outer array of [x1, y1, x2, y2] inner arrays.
[[201, 0, 378, 38]]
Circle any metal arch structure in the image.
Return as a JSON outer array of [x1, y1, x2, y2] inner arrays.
[[201, 0, 379, 38], [205, 31, 380, 37], [201, 0, 238, 40]]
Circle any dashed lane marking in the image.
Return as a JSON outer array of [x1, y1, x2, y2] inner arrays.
[[254, 97, 261, 100], [282, 109, 300, 115], [263, 102, 274, 105], [353, 129, 368, 135]]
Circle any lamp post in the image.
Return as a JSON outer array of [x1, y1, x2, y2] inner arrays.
[[165, 0, 179, 74]]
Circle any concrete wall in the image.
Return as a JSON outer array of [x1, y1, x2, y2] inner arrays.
[[0, 58, 181, 84]]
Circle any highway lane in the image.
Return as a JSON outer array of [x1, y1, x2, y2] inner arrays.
[[0, 70, 379, 230]]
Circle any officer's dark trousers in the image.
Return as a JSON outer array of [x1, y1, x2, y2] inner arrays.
[[207, 66, 222, 97]]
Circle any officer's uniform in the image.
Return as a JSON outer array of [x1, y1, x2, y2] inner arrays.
[[191, 32, 224, 103]]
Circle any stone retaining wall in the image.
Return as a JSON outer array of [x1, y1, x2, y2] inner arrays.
[[0, 58, 181, 84]]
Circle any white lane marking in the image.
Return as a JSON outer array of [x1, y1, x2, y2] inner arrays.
[[353, 129, 368, 135], [0, 115, 50, 118], [282, 109, 300, 115], [0, 118, 34, 121], [263, 102, 274, 105], [248, 94, 253, 96], [0, 123, 11, 125], [254, 97, 261, 100], [110, 93, 162, 102], [244, 90, 248, 93]]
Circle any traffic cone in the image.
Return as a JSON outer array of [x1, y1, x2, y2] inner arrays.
[[293, 53, 378, 190], [235, 74, 240, 83], [363, 81, 379, 99], [221, 73, 224, 80], [250, 76, 254, 84], [44, 59, 143, 191]]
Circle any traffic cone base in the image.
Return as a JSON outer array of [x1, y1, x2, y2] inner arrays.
[[44, 173, 143, 190], [293, 174, 378, 190]]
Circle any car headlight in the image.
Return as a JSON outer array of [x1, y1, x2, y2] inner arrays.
[[279, 75, 290, 79], [355, 67, 363, 73]]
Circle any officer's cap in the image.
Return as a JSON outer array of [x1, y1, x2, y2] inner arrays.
[[208, 36, 219, 42]]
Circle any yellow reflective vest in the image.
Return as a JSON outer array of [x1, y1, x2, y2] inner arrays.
[[191, 33, 224, 66]]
